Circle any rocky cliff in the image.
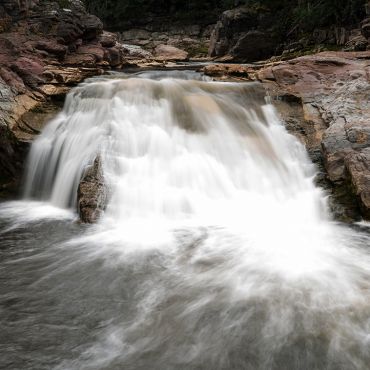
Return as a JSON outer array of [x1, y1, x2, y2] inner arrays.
[[209, 2, 369, 62]]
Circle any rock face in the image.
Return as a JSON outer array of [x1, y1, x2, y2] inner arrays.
[[208, 6, 279, 62], [258, 51, 370, 220], [209, 3, 370, 62], [78, 156, 106, 224], [0, 0, 147, 197]]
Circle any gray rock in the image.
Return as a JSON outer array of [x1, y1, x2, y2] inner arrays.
[[78, 156, 106, 224]]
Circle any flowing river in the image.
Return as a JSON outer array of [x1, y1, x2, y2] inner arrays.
[[0, 71, 369, 370]]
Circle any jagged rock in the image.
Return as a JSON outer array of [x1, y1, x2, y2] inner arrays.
[[78, 156, 106, 223], [154, 44, 188, 61]]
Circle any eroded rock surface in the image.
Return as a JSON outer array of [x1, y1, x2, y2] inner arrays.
[[78, 156, 106, 224]]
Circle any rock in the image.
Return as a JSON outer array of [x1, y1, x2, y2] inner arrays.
[[81, 14, 103, 41], [11, 57, 44, 88], [208, 6, 279, 62], [105, 46, 123, 67], [345, 148, 370, 219], [361, 17, 370, 38], [345, 35, 368, 51], [78, 156, 106, 223], [99, 31, 117, 47], [201, 63, 253, 80], [154, 44, 188, 61], [259, 51, 370, 220], [33, 40, 67, 59], [121, 44, 152, 59]]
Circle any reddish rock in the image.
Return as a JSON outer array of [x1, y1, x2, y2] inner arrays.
[[33, 40, 67, 59], [154, 44, 188, 61]]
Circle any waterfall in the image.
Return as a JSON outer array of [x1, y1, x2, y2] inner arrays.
[[11, 71, 369, 370], [24, 72, 326, 225]]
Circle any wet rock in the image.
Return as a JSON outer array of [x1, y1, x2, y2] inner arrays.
[[78, 156, 106, 224]]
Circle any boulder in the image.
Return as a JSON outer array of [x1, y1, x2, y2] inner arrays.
[[154, 44, 188, 61], [208, 6, 279, 62], [99, 31, 117, 47], [121, 44, 152, 59], [78, 156, 106, 224]]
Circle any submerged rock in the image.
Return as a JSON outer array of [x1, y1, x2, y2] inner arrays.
[[78, 157, 106, 224]]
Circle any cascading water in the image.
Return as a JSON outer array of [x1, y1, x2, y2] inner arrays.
[[0, 71, 369, 370]]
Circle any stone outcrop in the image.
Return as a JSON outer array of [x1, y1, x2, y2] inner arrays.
[[208, 6, 278, 62], [209, 3, 370, 62], [257, 51, 370, 220], [78, 156, 106, 223], [0, 0, 150, 197]]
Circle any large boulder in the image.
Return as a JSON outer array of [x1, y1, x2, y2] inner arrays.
[[208, 6, 279, 62]]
